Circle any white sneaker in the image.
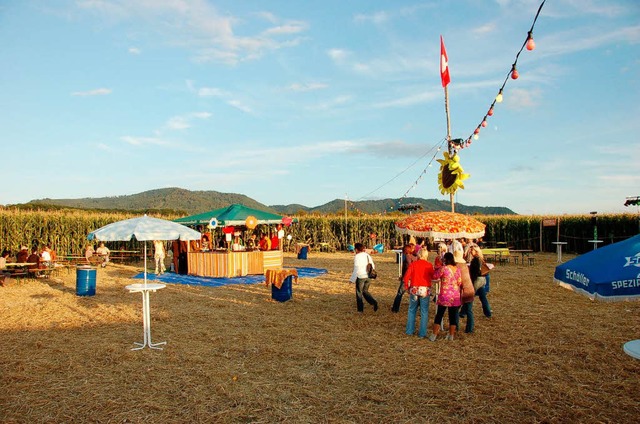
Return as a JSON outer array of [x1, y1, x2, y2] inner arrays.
[[428, 334, 437, 342], [445, 334, 454, 341]]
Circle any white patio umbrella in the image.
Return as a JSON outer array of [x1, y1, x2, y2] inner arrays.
[[88, 215, 201, 350], [88, 214, 201, 284]]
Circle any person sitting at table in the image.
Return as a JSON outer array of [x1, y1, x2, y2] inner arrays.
[[85, 244, 95, 262], [41, 245, 52, 267], [0, 249, 10, 271], [27, 247, 41, 270], [96, 242, 110, 268], [17, 246, 29, 263]]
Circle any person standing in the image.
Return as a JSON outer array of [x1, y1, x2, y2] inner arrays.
[[349, 242, 378, 313], [391, 243, 417, 313], [403, 248, 434, 338], [153, 240, 166, 275], [429, 252, 462, 341], [460, 246, 492, 323]]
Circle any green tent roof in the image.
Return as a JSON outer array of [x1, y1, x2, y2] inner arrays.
[[174, 204, 286, 227]]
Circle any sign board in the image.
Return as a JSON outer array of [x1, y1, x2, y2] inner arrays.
[[543, 219, 557, 227]]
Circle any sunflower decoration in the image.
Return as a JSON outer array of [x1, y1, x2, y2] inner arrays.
[[437, 152, 470, 195]]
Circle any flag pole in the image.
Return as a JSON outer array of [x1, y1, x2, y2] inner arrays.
[[441, 34, 454, 213], [444, 84, 454, 213]]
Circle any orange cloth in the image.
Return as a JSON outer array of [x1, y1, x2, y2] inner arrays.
[[265, 268, 298, 289]]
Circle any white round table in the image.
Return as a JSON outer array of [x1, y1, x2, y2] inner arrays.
[[125, 283, 167, 350], [552, 242, 568, 263], [623, 339, 640, 359]]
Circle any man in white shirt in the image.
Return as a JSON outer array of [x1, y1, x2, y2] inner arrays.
[[349, 243, 379, 312]]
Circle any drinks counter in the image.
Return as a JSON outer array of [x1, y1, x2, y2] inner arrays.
[[187, 250, 283, 278]]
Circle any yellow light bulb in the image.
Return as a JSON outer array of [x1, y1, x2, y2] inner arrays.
[[496, 91, 503, 103]]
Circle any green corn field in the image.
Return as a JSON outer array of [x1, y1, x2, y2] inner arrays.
[[1, 208, 638, 256]]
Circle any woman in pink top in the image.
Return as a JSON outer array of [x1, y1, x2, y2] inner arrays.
[[429, 252, 462, 341]]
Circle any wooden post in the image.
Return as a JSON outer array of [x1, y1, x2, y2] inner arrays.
[[444, 85, 454, 213]]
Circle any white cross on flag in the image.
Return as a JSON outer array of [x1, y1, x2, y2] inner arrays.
[[440, 35, 451, 88]]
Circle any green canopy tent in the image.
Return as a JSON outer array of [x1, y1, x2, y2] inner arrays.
[[174, 204, 288, 227]]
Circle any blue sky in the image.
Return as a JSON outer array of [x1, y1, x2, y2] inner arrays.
[[1, 0, 638, 215]]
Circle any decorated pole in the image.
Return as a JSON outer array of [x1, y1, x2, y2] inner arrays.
[[440, 35, 455, 213]]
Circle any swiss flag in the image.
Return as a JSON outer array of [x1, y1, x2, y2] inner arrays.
[[440, 35, 451, 88]]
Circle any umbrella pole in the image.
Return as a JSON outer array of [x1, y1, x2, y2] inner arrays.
[[144, 242, 147, 287]]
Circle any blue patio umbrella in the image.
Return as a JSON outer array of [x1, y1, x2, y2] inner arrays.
[[553, 234, 640, 302], [554, 234, 640, 359]]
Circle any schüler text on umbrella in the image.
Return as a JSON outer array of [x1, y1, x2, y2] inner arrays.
[[564, 270, 589, 287]]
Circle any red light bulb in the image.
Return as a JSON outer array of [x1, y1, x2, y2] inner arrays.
[[526, 37, 535, 51], [511, 68, 519, 80], [481, 120, 487, 128], [487, 107, 494, 116], [474, 128, 480, 135]]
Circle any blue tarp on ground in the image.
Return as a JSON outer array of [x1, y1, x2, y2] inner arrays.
[[553, 234, 640, 301], [133, 267, 328, 288]]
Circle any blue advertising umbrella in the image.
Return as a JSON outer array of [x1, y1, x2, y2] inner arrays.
[[553, 234, 640, 302], [554, 234, 640, 359]]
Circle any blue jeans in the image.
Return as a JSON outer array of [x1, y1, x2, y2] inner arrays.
[[406, 294, 430, 338], [392, 279, 406, 312], [459, 300, 474, 333], [355, 278, 377, 312], [476, 285, 492, 317]]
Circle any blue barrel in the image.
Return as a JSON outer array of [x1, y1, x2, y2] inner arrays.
[[76, 266, 97, 296], [272, 275, 293, 302], [297, 246, 308, 260]]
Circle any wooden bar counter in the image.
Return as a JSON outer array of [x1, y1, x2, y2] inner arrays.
[[187, 250, 283, 278]]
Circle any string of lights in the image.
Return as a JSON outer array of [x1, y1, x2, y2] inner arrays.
[[356, 137, 447, 202], [399, 138, 448, 200], [458, 0, 546, 150]]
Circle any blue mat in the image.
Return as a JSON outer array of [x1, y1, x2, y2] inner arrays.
[[133, 267, 328, 288]]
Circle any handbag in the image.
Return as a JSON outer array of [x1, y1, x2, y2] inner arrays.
[[473, 276, 486, 291], [480, 261, 491, 276], [409, 286, 430, 297], [366, 256, 377, 279]]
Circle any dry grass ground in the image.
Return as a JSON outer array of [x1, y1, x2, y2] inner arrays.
[[1, 251, 639, 423]]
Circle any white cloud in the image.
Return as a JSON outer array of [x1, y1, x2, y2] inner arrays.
[[327, 48, 350, 63], [71, 88, 112, 96], [128, 46, 141, 54], [75, 1, 309, 65], [354, 11, 389, 25], [286, 82, 328, 92], [166, 116, 190, 130], [198, 87, 226, 97], [120, 135, 171, 146]]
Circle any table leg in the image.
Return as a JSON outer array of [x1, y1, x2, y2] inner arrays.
[[146, 290, 166, 349], [131, 290, 166, 350]]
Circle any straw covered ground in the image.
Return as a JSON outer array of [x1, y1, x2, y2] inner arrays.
[[1, 251, 639, 423]]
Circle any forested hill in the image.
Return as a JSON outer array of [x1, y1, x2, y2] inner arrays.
[[20, 188, 515, 216]]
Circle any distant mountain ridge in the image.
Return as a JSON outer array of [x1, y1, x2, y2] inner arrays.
[[22, 187, 515, 216]]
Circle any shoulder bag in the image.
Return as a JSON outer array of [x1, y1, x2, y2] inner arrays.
[[366, 255, 377, 279]]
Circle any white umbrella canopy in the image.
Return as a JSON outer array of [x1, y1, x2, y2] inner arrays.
[[88, 215, 201, 242], [88, 215, 201, 285]]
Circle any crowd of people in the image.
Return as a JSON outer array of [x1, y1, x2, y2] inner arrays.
[[0, 244, 58, 285], [350, 237, 493, 341]]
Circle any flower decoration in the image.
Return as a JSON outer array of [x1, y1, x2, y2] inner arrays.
[[245, 215, 257, 230], [437, 152, 470, 195]]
